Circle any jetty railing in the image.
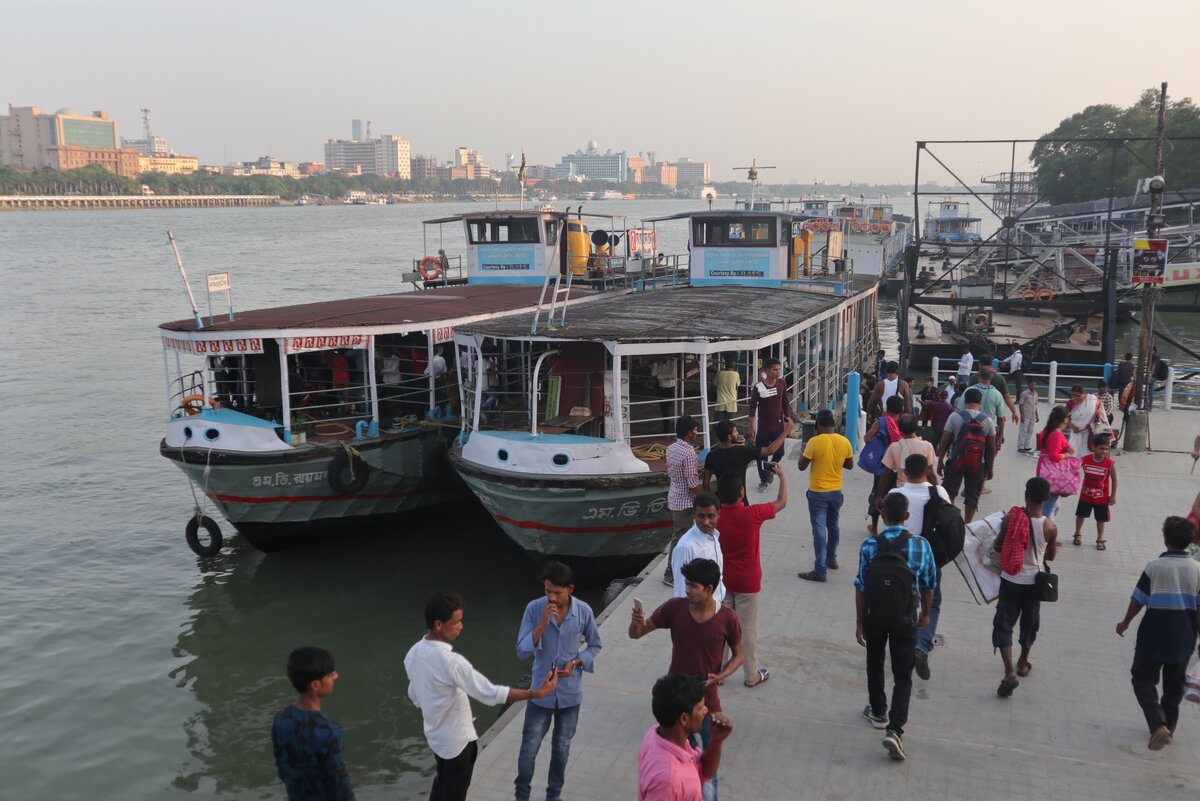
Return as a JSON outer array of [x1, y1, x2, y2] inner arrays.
[[1165, 364, 1200, 410]]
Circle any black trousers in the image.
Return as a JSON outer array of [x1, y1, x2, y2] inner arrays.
[[865, 623, 917, 734], [430, 740, 478, 801], [1131, 651, 1188, 735], [991, 579, 1040, 649]]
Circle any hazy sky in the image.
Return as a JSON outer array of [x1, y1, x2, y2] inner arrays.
[[5, 0, 1199, 184]]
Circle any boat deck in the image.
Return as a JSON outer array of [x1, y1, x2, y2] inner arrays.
[[908, 304, 1104, 360], [465, 404, 1200, 801]]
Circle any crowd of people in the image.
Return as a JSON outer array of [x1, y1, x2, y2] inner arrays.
[[265, 349, 1200, 801]]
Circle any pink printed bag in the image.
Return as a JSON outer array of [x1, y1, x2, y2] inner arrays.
[[1039, 455, 1083, 496]]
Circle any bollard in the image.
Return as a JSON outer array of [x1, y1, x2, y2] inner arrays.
[[1164, 366, 1175, 411], [932, 356, 940, 385], [1048, 361, 1058, 403], [1103, 363, 1113, 384], [1123, 408, 1150, 451], [845, 371, 861, 452]]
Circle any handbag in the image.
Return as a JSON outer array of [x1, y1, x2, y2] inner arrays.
[[1039, 455, 1082, 496], [1035, 565, 1059, 602]]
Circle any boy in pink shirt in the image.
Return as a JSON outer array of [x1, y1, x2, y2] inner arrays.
[[637, 673, 732, 801]]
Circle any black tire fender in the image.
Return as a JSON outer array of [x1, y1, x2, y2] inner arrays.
[[186, 515, 223, 558], [329, 448, 370, 495]]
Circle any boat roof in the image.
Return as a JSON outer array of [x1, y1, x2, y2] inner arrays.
[[159, 284, 599, 339], [927, 216, 981, 222], [422, 209, 568, 224], [456, 278, 876, 345], [643, 209, 799, 223]]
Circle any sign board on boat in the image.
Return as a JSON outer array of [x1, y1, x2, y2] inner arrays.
[[207, 272, 231, 293], [1131, 239, 1167, 284]]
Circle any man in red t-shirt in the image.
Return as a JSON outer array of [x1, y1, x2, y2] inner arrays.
[[630, 558, 742, 796], [713, 468, 787, 687]]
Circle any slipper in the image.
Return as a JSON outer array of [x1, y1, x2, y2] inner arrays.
[[997, 676, 1019, 698], [1072, 534, 1082, 546], [1016, 663, 1033, 677], [1096, 540, 1107, 550], [981, 487, 993, 494], [744, 668, 770, 688]]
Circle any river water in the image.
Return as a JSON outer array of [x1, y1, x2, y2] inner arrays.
[[1, 199, 1196, 801]]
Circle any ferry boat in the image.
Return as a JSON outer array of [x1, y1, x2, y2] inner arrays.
[[447, 209, 881, 576], [157, 208, 653, 557], [922, 199, 983, 247]]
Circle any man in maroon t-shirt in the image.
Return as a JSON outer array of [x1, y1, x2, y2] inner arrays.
[[630, 558, 742, 716], [714, 469, 786, 687]]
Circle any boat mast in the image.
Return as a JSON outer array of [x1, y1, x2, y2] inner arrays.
[[167, 229, 203, 330]]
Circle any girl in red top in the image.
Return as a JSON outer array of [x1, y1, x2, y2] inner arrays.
[[1035, 406, 1076, 519], [1074, 435, 1117, 549]]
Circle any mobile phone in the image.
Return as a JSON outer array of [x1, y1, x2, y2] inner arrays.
[[632, 597, 644, 614]]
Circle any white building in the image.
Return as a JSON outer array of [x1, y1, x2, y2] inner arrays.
[[454, 146, 490, 179], [674, 158, 711, 187], [324, 135, 411, 177], [555, 140, 627, 182], [379, 135, 412, 179], [122, 136, 168, 157]]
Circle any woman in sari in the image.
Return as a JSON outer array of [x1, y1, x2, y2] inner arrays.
[[1035, 405, 1076, 518], [1064, 385, 1102, 455]]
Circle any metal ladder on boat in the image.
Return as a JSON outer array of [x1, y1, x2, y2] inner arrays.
[[531, 267, 574, 334]]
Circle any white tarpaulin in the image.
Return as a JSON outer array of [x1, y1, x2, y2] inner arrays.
[[954, 511, 1006, 605]]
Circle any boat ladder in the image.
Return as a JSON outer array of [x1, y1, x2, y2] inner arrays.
[[531, 268, 574, 333]]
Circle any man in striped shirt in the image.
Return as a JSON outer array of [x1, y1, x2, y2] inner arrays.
[[663, 416, 702, 586], [1115, 516, 1200, 751]]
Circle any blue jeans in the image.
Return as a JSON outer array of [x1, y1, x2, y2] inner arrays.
[[807, 490, 844, 578], [1041, 493, 1061, 519], [755, 428, 784, 483], [689, 714, 718, 801], [514, 703, 579, 801], [917, 566, 942, 654]]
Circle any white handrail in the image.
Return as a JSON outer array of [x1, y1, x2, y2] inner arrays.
[[529, 349, 560, 437]]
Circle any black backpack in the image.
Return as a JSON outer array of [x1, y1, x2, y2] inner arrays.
[[864, 533, 917, 628], [922, 485, 966, 567]]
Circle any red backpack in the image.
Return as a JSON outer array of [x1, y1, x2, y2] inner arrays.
[[950, 410, 987, 473]]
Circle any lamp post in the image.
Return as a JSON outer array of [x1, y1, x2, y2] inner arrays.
[[1134, 83, 1168, 416]]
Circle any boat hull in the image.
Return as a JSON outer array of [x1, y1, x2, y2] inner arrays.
[[160, 425, 464, 551], [451, 453, 672, 577]]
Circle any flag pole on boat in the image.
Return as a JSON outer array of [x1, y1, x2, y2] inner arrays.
[[167, 229, 203, 330]]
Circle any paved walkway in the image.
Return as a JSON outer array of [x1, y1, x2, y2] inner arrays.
[[469, 406, 1200, 800]]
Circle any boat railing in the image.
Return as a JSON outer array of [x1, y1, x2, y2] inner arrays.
[[571, 253, 690, 292], [406, 254, 465, 286], [167, 370, 207, 411], [1164, 364, 1200, 410]]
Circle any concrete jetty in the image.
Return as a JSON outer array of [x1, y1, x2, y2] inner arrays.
[[0, 194, 281, 211], [469, 405, 1200, 800]]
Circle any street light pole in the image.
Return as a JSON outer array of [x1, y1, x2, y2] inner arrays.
[[1134, 82, 1168, 415]]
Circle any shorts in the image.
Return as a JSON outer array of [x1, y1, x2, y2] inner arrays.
[[992, 578, 1040, 648], [942, 465, 984, 509], [1074, 499, 1111, 521]]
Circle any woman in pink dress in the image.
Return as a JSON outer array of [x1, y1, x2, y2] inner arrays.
[[1035, 405, 1075, 518]]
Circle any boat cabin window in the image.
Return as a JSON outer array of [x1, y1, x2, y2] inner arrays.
[[692, 217, 777, 248], [544, 220, 559, 247], [468, 218, 540, 244]]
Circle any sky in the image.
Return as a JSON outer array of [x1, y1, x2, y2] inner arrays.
[[4, 0, 1199, 185]]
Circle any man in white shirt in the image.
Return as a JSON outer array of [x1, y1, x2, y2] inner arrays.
[[406, 590, 558, 801], [956, 344, 974, 386], [671, 492, 726, 603]]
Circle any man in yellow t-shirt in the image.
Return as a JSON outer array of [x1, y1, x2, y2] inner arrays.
[[797, 409, 854, 583], [714, 358, 741, 423]]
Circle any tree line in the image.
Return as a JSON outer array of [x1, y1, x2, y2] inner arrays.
[[1031, 88, 1200, 205]]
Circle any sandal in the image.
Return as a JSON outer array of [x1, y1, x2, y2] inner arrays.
[[1072, 534, 1082, 546], [744, 668, 770, 688], [997, 675, 1019, 698], [1016, 662, 1033, 677], [1096, 540, 1107, 550]]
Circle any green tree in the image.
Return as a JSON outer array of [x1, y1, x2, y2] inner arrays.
[[1031, 89, 1200, 204]]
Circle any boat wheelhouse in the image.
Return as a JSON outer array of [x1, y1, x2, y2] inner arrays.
[[158, 208, 622, 556], [448, 210, 880, 576], [923, 199, 983, 244]]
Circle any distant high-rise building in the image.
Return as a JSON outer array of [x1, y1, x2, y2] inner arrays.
[[378, 135, 411, 179], [555, 140, 627, 182], [324, 139, 379, 173], [1, 105, 126, 170], [351, 119, 365, 141], [410, 154, 439, 180], [644, 162, 678, 189], [454, 147, 490, 179], [122, 135, 168, 157], [674, 158, 711, 187], [627, 153, 647, 184]]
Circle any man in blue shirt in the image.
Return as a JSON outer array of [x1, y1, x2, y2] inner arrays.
[[1115, 516, 1200, 751], [514, 561, 602, 801], [271, 646, 355, 801], [854, 492, 937, 762]]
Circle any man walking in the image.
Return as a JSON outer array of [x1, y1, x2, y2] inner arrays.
[[637, 674, 733, 801], [406, 591, 558, 801], [514, 562, 602, 801], [747, 358, 792, 492], [991, 477, 1059, 698], [664, 416, 702, 586], [797, 409, 853, 582], [1115, 516, 1200, 751], [631, 558, 743, 799], [671, 493, 726, 603], [866, 361, 912, 420], [703, 419, 791, 497], [855, 492, 937, 761], [1017, 379, 1040, 453], [715, 468, 787, 687], [939, 388, 996, 523]]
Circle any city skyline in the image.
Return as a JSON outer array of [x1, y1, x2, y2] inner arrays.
[[4, 0, 1199, 184]]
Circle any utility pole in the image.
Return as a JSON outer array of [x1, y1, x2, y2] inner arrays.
[[1134, 82, 1168, 415]]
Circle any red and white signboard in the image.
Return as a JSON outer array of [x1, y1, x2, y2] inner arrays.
[[627, 228, 658, 257], [285, 335, 368, 354], [162, 335, 264, 355]]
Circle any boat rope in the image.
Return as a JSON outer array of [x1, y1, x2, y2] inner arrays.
[[631, 443, 668, 461], [177, 442, 215, 521], [338, 441, 366, 480]]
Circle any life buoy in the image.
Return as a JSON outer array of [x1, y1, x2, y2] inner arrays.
[[820, 220, 831, 232], [976, 313, 989, 326], [851, 222, 863, 233], [186, 514, 223, 558], [1020, 289, 1036, 300], [180, 394, 211, 415], [1035, 288, 1054, 301], [872, 223, 884, 234], [329, 447, 370, 495], [418, 256, 443, 281]]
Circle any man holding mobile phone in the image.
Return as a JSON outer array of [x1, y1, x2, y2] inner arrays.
[[513, 561, 602, 801]]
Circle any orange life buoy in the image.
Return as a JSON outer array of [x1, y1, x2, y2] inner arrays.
[[1020, 289, 1036, 300], [418, 256, 443, 281], [1035, 288, 1054, 301], [180, 394, 211, 415], [851, 221, 863, 233], [879, 222, 891, 234], [976, 313, 989, 327]]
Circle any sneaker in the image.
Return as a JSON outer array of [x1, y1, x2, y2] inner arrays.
[[862, 705, 889, 729], [913, 648, 931, 681], [661, 572, 674, 587], [797, 570, 827, 583], [883, 729, 906, 760], [826, 559, 839, 570], [1148, 725, 1172, 751]]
